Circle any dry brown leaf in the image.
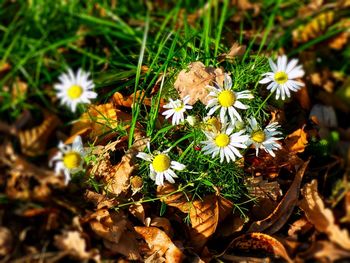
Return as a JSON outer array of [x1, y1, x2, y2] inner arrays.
[[246, 176, 282, 220], [300, 179, 350, 250], [284, 126, 308, 154], [227, 232, 292, 263], [89, 210, 127, 244], [217, 195, 234, 222], [54, 230, 100, 261], [104, 231, 140, 260], [287, 217, 313, 237], [231, 0, 260, 22], [135, 226, 184, 263], [248, 160, 309, 234], [297, 241, 350, 262], [113, 90, 155, 108], [129, 203, 145, 224], [11, 78, 28, 102], [0, 143, 64, 200], [0, 227, 13, 256], [157, 183, 191, 213], [217, 212, 245, 237], [174, 61, 224, 105], [104, 135, 148, 196], [189, 195, 219, 250], [295, 85, 311, 110], [70, 103, 131, 141], [150, 217, 173, 237], [218, 42, 246, 62], [18, 112, 60, 156]]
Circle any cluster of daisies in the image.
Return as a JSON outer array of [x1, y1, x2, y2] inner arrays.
[[137, 55, 304, 186], [49, 55, 304, 186]]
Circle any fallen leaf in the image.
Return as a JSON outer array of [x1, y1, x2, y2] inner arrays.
[[135, 226, 184, 263], [150, 217, 173, 237], [226, 232, 292, 263], [248, 160, 309, 234], [157, 183, 191, 213], [174, 61, 224, 105], [54, 230, 100, 261], [295, 85, 311, 110], [129, 203, 145, 224], [18, 112, 60, 156], [104, 230, 141, 260], [300, 179, 350, 250], [231, 0, 260, 22], [284, 126, 308, 154], [89, 210, 127, 244], [245, 176, 282, 220], [104, 135, 148, 196], [287, 217, 313, 237], [0, 227, 13, 256], [70, 103, 131, 141], [189, 195, 219, 250], [309, 104, 338, 128], [216, 212, 245, 237], [218, 42, 246, 62], [217, 195, 234, 222], [296, 241, 350, 262], [113, 90, 155, 108], [0, 143, 64, 200]]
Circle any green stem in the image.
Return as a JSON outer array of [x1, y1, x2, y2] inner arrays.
[[254, 92, 273, 117]]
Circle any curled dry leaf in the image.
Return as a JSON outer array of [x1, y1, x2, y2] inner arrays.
[[0, 227, 13, 256], [18, 112, 59, 157], [157, 183, 191, 213], [54, 230, 100, 262], [226, 232, 292, 263], [135, 226, 184, 263], [284, 126, 308, 154], [189, 195, 219, 250], [218, 42, 246, 62], [217, 195, 234, 222], [300, 179, 350, 250], [174, 61, 224, 105], [248, 160, 309, 234]]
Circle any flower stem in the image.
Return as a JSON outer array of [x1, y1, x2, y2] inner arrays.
[[254, 92, 273, 117]]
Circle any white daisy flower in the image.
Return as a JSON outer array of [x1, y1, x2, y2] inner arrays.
[[49, 136, 85, 184], [54, 68, 97, 112], [201, 122, 249, 163], [206, 73, 254, 124], [162, 95, 192, 125], [259, 55, 305, 100], [246, 116, 283, 157], [136, 145, 186, 186]]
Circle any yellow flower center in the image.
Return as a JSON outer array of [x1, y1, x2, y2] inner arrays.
[[63, 151, 82, 169], [174, 104, 184, 112], [67, 85, 83, 99], [251, 130, 266, 143], [274, 71, 288, 84], [215, 133, 230, 147], [152, 154, 171, 172], [218, 90, 236, 107]]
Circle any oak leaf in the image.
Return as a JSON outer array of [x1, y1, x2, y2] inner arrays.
[[300, 180, 350, 250], [174, 61, 224, 105], [135, 226, 184, 263]]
